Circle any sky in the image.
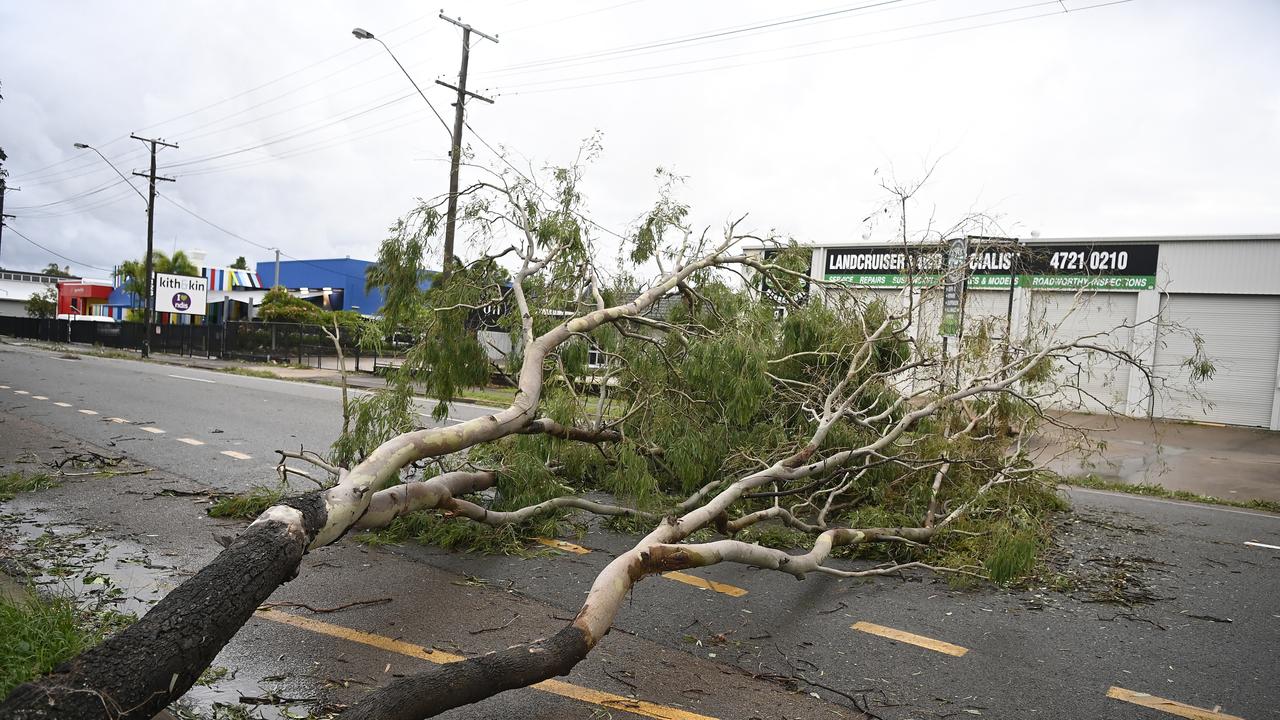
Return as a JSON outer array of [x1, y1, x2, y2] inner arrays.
[[1, 0, 1277, 280]]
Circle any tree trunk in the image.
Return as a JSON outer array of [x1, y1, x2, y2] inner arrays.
[[341, 625, 591, 720], [0, 504, 321, 719]]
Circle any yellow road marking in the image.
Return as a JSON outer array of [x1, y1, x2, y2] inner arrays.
[[78, 409, 99, 415], [535, 537, 591, 554], [662, 571, 748, 597], [141, 427, 166, 434], [176, 438, 205, 446], [220, 450, 252, 460], [107, 417, 130, 424], [1107, 687, 1244, 719], [256, 610, 717, 720], [32, 395, 48, 400], [851, 621, 968, 657], [53, 402, 72, 407]]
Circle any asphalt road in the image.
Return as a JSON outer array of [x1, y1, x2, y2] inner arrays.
[[2, 341, 1278, 720], [0, 342, 493, 493]]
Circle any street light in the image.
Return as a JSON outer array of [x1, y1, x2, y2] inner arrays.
[[74, 142, 154, 356], [352, 25, 466, 279], [73, 143, 148, 208], [350, 28, 449, 134]]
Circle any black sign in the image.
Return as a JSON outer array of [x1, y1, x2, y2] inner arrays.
[[1017, 243, 1158, 276], [825, 240, 1159, 291]]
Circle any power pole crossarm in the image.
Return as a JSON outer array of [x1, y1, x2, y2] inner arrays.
[[438, 12, 497, 281], [130, 134, 178, 358]]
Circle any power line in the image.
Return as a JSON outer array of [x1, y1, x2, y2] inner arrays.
[[463, 119, 629, 243], [8, 178, 132, 211], [157, 93, 416, 171], [0, 222, 113, 273], [483, 0, 909, 78], [12, 188, 142, 220], [7, 12, 440, 183], [491, 0, 1130, 96], [154, 191, 370, 284]]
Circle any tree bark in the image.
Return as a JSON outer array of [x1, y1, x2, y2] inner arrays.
[[0, 503, 321, 719], [340, 625, 591, 720]]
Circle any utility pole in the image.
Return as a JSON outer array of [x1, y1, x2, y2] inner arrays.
[[273, 248, 281, 288], [438, 13, 497, 281], [130, 134, 178, 358], [0, 179, 19, 265]]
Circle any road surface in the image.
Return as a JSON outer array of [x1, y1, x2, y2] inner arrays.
[[2, 341, 1277, 719]]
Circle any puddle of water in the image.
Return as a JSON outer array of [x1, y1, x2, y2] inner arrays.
[[1, 508, 327, 719], [4, 512, 173, 617]]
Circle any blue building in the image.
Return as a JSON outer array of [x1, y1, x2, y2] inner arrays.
[[256, 257, 435, 316]]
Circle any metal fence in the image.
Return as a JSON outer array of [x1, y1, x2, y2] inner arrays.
[[0, 316, 398, 370]]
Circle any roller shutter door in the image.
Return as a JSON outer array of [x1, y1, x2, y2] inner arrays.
[[1153, 294, 1280, 427], [1029, 291, 1137, 413], [964, 290, 1013, 334]]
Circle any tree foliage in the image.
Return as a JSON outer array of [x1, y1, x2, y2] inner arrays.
[[24, 287, 56, 318], [1, 148, 1185, 720], [117, 250, 200, 299]]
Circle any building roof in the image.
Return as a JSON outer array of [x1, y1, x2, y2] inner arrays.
[[759, 233, 1280, 250]]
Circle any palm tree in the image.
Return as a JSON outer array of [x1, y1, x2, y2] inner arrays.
[[117, 250, 201, 310]]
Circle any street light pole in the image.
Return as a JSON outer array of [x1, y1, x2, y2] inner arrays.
[[353, 21, 495, 281], [74, 139, 175, 358]]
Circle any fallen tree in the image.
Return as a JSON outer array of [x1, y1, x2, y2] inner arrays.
[[3, 163, 1196, 719]]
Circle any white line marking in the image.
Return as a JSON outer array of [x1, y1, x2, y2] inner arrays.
[[176, 438, 205, 446], [107, 417, 130, 424], [220, 450, 252, 460], [14, 390, 29, 395], [53, 402, 72, 407], [0, 385, 9, 389], [78, 409, 99, 415], [168, 374, 216, 384], [1067, 487, 1280, 520], [1244, 541, 1280, 550], [140, 427, 166, 434], [418, 412, 463, 425], [32, 395, 48, 400]]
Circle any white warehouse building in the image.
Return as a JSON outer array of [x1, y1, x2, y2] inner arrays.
[[800, 234, 1280, 430]]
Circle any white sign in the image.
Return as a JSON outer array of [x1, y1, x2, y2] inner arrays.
[[153, 273, 208, 315]]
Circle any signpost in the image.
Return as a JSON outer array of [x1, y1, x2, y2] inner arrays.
[[153, 273, 208, 316], [939, 237, 968, 338]]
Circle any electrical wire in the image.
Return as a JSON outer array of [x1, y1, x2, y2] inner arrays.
[[8, 178, 132, 211], [483, 0, 909, 77], [0, 222, 113, 273], [158, 93, 416, 170], [8, 12, 440, 183], [154, 191, 371, 284], [491, 0, 1131, 96], [11, 189, 142, 220]]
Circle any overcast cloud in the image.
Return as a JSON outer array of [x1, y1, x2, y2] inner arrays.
[[1, 0, 1277, 278]]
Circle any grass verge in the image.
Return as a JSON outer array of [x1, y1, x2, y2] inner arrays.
[[1064, 474, 1280, 513], [0, 591, 133, 697], [207, 485, 287, 519], [217, 367, 280, 380], [455, 385, 519, 408], [0, 471, 60, 502]]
